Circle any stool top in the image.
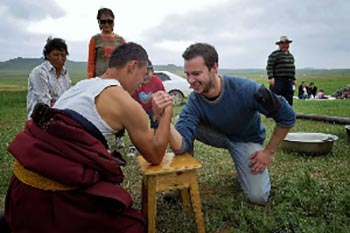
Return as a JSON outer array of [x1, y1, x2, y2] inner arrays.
[[138, 152, 202, 175]]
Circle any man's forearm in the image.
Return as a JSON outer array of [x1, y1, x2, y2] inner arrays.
[[154, 107, 172, 147], [144, 107, 173, 165], [169, 124, 183, 152], [265, 125, 290, 154]]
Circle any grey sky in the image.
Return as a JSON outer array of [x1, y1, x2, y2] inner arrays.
[[1, 0, 349, 68]]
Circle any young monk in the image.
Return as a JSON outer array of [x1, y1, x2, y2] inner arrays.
[[3, 42, 173, 233]]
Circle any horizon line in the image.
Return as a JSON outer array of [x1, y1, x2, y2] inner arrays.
[[1, 57, 350, 70]]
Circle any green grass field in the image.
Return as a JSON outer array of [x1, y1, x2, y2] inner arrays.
[[0, 70, 350, 232]]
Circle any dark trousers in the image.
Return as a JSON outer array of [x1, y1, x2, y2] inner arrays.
[[271, 78, 294, 105]]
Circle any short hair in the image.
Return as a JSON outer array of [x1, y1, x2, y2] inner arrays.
[[108, 42, 148, 69], [182, 43, 218, 70], [97, 8, 115, 20], [43, 37, 68, 60]]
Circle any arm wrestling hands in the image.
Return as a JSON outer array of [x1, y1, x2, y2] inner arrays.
[[152, 91, 173, 121], [153, 91, 291, 175]]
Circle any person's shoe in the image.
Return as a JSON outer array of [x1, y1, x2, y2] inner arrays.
[[163, 190, 181, 203], [116, 137, 125, 149], [127, 145, 138, 157]]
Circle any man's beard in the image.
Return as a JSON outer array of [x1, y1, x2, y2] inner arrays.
[[202, 74, 214, 94]]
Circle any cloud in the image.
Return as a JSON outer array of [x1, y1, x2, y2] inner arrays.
[[0, 0, 349, 68], [141, 0, 350, 68], [2, 0, 65, 20], [0, 0, 66, 60]]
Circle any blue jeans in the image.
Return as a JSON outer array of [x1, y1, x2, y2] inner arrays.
[[193, 122, 271, 204]]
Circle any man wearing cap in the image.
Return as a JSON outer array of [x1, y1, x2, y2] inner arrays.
[[128, 60, 166, 156], [132, 60, 165, 129], [266, 36, 296, 105]]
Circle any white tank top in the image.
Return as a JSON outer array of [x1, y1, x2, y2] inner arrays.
[[54, 77, 120, 142]]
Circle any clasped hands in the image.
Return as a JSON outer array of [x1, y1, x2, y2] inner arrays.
[[151, 91, 173, 121], [152, 91, 275, 175]]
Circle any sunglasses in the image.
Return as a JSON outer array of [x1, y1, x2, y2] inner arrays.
[[99, 19, 114, 25]]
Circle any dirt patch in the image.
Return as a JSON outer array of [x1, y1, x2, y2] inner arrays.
[[0, 86, 27, 91]]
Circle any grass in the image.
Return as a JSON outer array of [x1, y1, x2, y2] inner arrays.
[[0, 76, 350, 232]]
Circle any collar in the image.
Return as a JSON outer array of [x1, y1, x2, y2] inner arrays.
[[43, 60, 67, 75]]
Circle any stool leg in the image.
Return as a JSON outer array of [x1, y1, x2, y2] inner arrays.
[[145, 176, 157, 233], [141, 177, 148, 218], [180, 188, 191, 213], [189, 173, 205, 233]]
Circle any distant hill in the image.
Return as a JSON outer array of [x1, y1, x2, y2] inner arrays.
[[1, 57, 350, 80], [0, 57, 44, 71], [0, 57, 87, 74], [0, 57, 186, 78], [0, 57, 269, 80]]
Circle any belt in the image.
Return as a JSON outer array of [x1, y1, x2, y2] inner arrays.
[[13, 160, 77, 191]]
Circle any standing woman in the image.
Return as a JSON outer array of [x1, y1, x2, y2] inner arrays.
[[87, 8, 125, 78]]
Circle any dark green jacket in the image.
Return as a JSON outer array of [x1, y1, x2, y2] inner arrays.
[[266, 50, 295, 80]]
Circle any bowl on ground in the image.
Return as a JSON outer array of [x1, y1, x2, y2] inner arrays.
[[282, 132, 338, 155], [345, 125, 350, 138]]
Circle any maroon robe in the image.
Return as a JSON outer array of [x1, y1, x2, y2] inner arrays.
[[5, 109, 146, 233]]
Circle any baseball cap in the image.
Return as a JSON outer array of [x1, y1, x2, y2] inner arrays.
[[148, 59, 153, 69]]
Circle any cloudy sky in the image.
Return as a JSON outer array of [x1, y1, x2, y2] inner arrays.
[[1, 0, 349, 68]]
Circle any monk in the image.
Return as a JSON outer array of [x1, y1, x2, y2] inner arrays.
[[3, 42, 173, 233]]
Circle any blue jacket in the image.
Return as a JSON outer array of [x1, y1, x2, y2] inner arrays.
[[175, 75, 296, 154]]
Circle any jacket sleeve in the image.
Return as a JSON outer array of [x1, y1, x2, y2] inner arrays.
[[174, 96, 201, 154], [255, 85, 296, 128], [266, 52, 276, 79]]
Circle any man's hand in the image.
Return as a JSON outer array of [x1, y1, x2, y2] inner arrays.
[[152, 91, 173, 121], [249, 149, 275, 174]]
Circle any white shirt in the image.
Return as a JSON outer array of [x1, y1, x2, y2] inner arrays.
[[27, 60, 71, 118], [54, 77, 119, 142]]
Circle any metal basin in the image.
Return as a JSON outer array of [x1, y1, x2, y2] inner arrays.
[[282, 132, 338, 155], [345, 125, 350, 138]]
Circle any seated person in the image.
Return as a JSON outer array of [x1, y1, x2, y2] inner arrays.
[[3, 42, 173, 233], [132, 60, 165, 129], [341, 87, 350, 99], [307, 82, 317, 99], [27, 37, 71, 118], [342, 92, 350, 99], [298, 81, 308, 99], [315, 89, 328, 99], [128, 60, 166, 156]]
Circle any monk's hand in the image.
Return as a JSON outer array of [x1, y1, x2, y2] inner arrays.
[[152, 91, 173, 121], [249, 149, 274, 174]]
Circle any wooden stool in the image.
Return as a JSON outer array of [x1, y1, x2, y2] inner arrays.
[[138, 152, 205, 233]]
